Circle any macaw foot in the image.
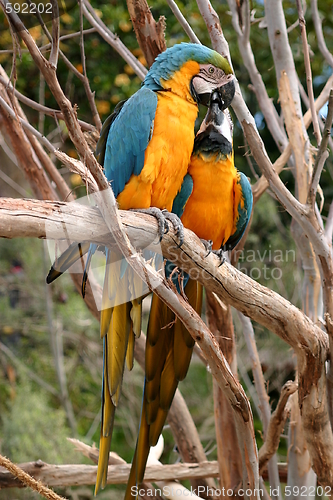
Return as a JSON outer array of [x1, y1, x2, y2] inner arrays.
[[132, 208, 184, 245], [200, 239, 213, 257], [161, 209, 184, 246], [212, 248, 226, 267]]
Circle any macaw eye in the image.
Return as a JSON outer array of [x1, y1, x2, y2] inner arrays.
[[208, 67, 215, 74]]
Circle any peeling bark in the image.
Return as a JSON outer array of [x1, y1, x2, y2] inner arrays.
[[126, 0, 166, 66]]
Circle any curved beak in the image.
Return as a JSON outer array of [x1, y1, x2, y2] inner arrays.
[[196, 74, 235, 108], [217, 76, 235, 110], [204, 91, 224, 125]]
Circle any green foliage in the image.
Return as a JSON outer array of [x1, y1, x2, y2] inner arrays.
[[1, 382, 77, 463]]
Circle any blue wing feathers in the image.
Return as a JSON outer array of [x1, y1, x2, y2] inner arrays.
[[224, 172, 253, 251], [103, 88, 158, 198], [171, 174, 193, 218]]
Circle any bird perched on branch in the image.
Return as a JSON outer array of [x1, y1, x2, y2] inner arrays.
[[125, 90, 252, 500], [47, 43, 235, 494]]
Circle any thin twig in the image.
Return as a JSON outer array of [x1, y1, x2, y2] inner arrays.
[[0, 168, 28, 196], [0, 28, 97, 54], [49, 0, 59, 68], [0, 454, 66, 500], [165, 0, 201, 44], [311, 0, 333, 70], [82, 0, 147, 80], [78, 0, 102, 131], [296, 0, 321, 145], [325, 202, 333, 245], [259, 381, 297, 473], [0, 74, 95, 131], [0, 94, 56, 152], [308, 89, 333, 207]]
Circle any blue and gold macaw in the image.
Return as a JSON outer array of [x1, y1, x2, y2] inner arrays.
[[47, 43, 236, 494], [126, 91, 253, 499]]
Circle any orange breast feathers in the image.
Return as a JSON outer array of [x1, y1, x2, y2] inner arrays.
[[116, 64, 201, 212], [181, 152, 243, 250]]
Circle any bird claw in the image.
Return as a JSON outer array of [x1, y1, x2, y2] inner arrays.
[[161, 209, 185, 246], [130, 208, 184, 245], [200, 239, 213, 257], [212, 248, 226, 267], [131, 207, 167, 241]]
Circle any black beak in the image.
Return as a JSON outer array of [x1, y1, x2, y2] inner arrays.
[[217, 77, 235, 110], [204, 91, 224, 125], [195, 75, 236, 108], [195, 92, 211, 107]]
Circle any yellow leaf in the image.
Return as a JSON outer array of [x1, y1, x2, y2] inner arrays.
[[61, 12, 74, 24], [70, 174, 83, 187], [68, 149, 78, 159], [119, 20, 132, 32], [111, 94, 121, 104], [124, 64, 135, 75], [96, 100, 110, 115], [138, 56, 147, 67], [29, 25, 41, 41], [75, 63, 83, 74], [114, 73, 130, 87], [3, 326, 14, 335]]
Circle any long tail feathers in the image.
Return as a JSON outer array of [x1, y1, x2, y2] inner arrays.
[[46, 241, 90, 284], [125, 279, 201, 498], [96, 251, 143, 495]]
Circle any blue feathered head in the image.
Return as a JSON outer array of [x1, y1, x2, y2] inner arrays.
[[143, 43, 233, 92]]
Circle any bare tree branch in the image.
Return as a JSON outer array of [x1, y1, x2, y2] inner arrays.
[[82, 0, 147, 80], [0, 454, 66, 500], [238, 313, 281, 499], [311, 0, 333, 70], [309, 89, 333, 207], [126, 0, 166, 66], [259, 381, 297, 473], [227, 0, 288, 154], [0, 73, 95, 131], [49, 0, 59, 68], [165, 0, 201, 44], [78, 0, 102, 131], [0, 459, 221, 489], [296, 0, 321, 145]]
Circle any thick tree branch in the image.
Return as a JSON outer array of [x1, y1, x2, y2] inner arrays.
[[0, 460, 220, 489], [126, 0, 166, 67], [0, 197, 327, 353]]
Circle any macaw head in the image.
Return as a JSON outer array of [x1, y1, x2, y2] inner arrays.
[[144, 43, 235, 107]]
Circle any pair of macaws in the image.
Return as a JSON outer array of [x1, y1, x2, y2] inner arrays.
[[47, 42, 253, 498]]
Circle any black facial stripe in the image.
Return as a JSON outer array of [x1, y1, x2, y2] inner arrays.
[[193, 126, 233, 155]]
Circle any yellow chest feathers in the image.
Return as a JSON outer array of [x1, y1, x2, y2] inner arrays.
[[117, 90, 199, 211]]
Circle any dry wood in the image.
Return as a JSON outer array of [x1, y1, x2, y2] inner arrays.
[[126, 0, 166, 67], [296, 0, 321, 145], [238, 312, 281, 499], [0, 197, 328, 353], [0, 459, 220, 488], [259, 381, 297, 473], [0, 454, 66, 499], [206, 291, 243, 490]]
